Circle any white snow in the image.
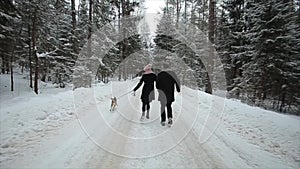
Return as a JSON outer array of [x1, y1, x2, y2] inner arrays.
[[0, 73, 299, 169]]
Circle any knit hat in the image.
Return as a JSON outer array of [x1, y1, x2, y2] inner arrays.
[[143, 64, 153, 74]]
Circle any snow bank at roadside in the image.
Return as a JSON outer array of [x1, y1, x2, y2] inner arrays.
[[1, 74, 299, 168], [183, 87, 300, 168], [220, 98, 300, 167], [0, 74, 111, 164]]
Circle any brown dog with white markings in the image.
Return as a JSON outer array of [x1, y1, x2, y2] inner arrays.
[[110, 97, 117, 112]]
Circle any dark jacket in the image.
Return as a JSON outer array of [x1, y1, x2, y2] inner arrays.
[[133, 73, 156, 103], [156, 71, 180, 103]]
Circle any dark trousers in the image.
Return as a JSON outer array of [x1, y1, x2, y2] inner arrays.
[[160, 101, 172, 122], [142, 102, 150, 112]]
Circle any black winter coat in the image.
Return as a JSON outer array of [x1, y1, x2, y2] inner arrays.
[[133, 73, 156, 103], [156, 71, 180, 103]]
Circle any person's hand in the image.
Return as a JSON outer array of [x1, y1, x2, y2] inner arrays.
[[176, 86, 181, 93], [177, 88, 181, 95]]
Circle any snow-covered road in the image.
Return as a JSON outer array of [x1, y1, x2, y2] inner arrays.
[[1, 76, 299, 168]]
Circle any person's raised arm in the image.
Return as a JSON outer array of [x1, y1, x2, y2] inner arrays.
[[133, 76, 143, 92], [173, 72, 181, 93]]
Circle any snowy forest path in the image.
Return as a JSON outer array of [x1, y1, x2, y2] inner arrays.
[[2, 83, 230, 168], [1, 78, 299, 169], [82, 87, 228, 168]]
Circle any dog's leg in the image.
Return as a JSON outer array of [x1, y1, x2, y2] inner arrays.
[[110, 101, 114, 111], [112, 104, 116, 111]]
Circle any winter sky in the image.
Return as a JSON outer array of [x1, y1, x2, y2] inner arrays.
[[144, 0, 165, 36], [144, 0, 165, 14], [73, 0, 165, 39], [74, 0, 165, 14]]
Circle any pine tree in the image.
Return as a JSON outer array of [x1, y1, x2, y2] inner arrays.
[[93, 0, 112, 29], [0, 0, 18, 75], [52, 0, 76, 86], [284, 1, 300, 113], [14, 0, 54, 93], [153, 11, 210, 90], [96, 0, 142, 81], [216, 0, 246, 98], [241, 0, 299, 113], [14, 0, 34, 88], [77, 0, 89, 49], [0, 0, 20, 92]]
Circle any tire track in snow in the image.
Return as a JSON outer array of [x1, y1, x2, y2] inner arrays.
[[85, 85, 247, 168], [171, 103, 227, 168], [114, 91, 228, 168], [84, 92, 138, 168]]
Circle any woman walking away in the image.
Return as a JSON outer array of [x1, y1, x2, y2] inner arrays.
[[133, 64, 156, 121]]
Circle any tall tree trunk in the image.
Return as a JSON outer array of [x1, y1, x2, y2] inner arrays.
[[9, 24, 23, 92], [121, 0, 125, 80], [184, 0, 187, 33], [1, 59, 5, 74], [118, 0, 121, 81], [206, 0, 215, 94], [87, 0, 92, 58], [176, 0, 180, 26], [28, 22, 33, 88], [201, 0, 207, 32], [89, 0, 92, 37], [208, 0, 215, 45], [184, 0, 187, 21], [191, 1, 195, 24], [71, 0, 78, 54], [10, 51, 14, 92], [32, 9, 39, 94], [280, 80, 287, 112], [166, 0, 169, 13], [121, 0, 127, 80]]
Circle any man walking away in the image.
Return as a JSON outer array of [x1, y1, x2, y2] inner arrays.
[[156, 70, 180, 127]]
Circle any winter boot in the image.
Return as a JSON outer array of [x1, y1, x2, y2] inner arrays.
[[167, 118, 173, 127], [146, 110, 150, 119], [140, 111, 145, 121]]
